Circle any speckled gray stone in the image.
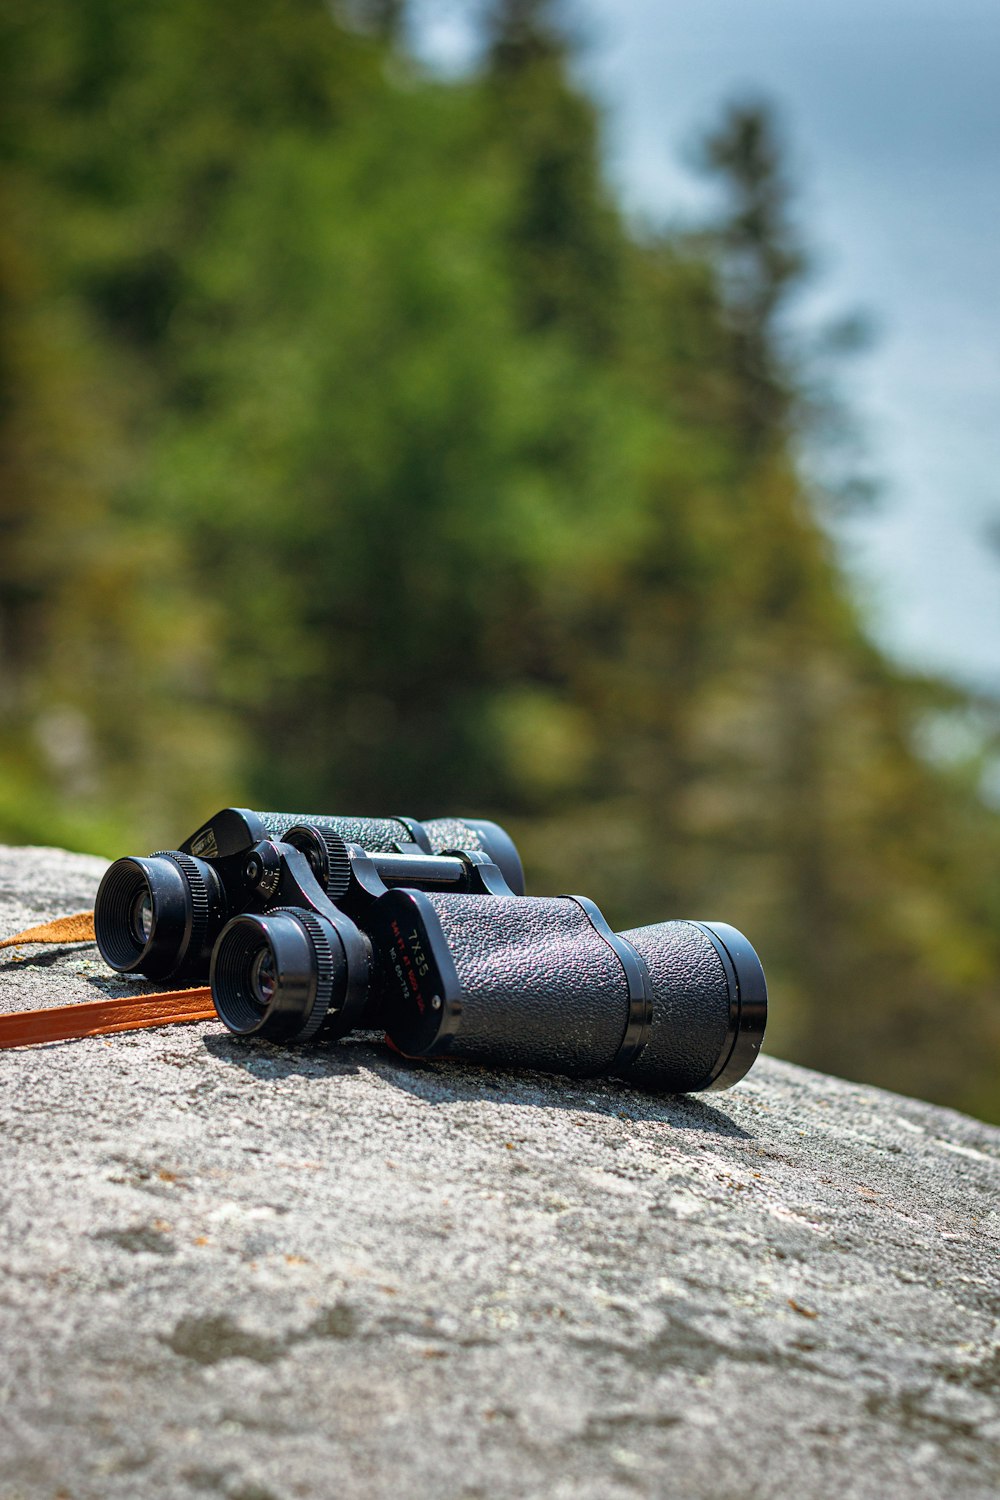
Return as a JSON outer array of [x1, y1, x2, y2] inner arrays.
[[0, 843, 998, 1500]]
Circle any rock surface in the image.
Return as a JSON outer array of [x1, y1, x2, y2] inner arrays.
[[0, 842, 998, 1500]]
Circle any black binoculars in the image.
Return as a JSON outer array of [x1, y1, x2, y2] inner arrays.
[[95, 807, 767, 1094]]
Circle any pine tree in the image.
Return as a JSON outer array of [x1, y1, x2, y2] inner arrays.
[[481, 0, 620, 348], [696, 100, 807, 450]]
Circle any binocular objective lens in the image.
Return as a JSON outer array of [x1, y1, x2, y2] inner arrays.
[[250, 946, 277, 1009], [130, 889, 155, 945]]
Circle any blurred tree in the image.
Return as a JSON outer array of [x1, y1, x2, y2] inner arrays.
[[349, 1, 407, 40], [696, 99, 807, 449], [485, 0, 567, 73], [482, 0, 621, 349], [0, 0, 998, 1120]]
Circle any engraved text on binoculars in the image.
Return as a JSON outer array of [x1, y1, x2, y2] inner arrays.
[[389, 918, 430, 1015]]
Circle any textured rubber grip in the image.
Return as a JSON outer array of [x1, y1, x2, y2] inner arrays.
[[256, 813, 415, 852], [561, 895, 652, 1072], [613, 921, 735, 1093], [422, 819, 490, 856], [416, 893, 628, 1075], [422, 819, 525, 895], [372, 893, 763, 1093]]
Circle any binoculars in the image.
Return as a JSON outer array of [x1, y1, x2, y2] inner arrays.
[[95, 807, 766, 1094]]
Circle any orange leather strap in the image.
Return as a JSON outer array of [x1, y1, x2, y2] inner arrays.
[[0, 911, 96, 948], [0, 912, 217, 1047], [0, 987, 217, 1048]]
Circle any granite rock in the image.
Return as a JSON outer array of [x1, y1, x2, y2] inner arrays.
[[0, 843, 998, 1499]]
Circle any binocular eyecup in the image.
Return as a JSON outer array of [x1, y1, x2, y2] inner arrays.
[[210, 906, 372, 1044], [93, 852, 225, 982]]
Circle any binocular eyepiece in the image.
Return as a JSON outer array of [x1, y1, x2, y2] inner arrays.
[[211, 905, 372, 1044], [92, 851, 226, 982]]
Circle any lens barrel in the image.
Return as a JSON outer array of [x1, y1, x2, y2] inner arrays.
[[94, 852, 225, 982], [366, 891, 766, 1093], [614, 919, 767, 1091], [210, 907, 372, 1043]]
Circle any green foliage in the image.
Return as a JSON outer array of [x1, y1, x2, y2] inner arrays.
[[1, 0, 999, 1120]]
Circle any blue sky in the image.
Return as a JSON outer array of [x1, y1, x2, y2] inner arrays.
[[413, 0, 1000, 692]]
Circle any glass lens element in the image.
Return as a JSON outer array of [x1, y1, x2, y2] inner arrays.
[[250, 946, 277, 1009], [130, 888, 154, 946]]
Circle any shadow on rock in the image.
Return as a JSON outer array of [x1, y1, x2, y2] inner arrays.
[[203, 1029, 370, 1080], [375, 1049, 752, 1137], [0, 943, 98, 969], [205, 1030, 751, 1137]]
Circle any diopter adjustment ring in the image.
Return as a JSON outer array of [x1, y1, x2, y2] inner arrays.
[[311, 829, 352, 900], [151, 851, 212, 963], [282, 825, 353, 900], [270, 907, 337, 1044]]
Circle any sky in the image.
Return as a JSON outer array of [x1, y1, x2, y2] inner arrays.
[[412, 0, 1000, 693]]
